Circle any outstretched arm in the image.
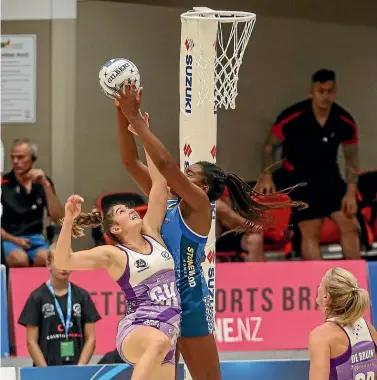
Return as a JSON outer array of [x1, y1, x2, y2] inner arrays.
[[54, 195, 112, 270], [116, 86, 210, 213], [142, 151, 168, 239], [216, 198, 247, 230], [136, 114, 168, 238], [116, 105, 152, 196]]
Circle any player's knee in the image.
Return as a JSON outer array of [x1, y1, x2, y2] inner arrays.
[[148, 334, 171, 358], [6, 250, 29, 267]]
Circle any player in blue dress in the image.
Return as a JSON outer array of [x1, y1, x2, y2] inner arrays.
[[115, 84, 304, 379]]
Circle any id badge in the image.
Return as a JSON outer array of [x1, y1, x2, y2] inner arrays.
[[60, 340, 74, 358]]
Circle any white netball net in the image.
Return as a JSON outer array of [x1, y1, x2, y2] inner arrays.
[[181, 9, 256, 110]]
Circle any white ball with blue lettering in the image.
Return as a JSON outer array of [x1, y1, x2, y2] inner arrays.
[[99, 58, 140, 99]]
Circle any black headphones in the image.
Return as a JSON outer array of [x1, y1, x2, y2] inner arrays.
[[31, 145, 38, 163]]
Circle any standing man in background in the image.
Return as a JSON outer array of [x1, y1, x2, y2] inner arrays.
[[1, 138, 64, 267], [257, 69, 361, 260]]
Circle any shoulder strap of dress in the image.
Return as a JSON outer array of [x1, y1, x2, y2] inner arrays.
[[143, 235, 166, 251], [116, 243, 130, 255]]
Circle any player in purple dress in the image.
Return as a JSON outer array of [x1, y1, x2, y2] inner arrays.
[[309, 267, 377, 380], [53, 136, 180, 380]]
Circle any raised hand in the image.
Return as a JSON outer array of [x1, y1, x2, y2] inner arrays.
[[27, 169, 47, 185], [115, 83, 143, 120], [64, 194, 84, 220]]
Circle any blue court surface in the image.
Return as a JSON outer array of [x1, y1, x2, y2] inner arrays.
[[19, 360, 310, 380]]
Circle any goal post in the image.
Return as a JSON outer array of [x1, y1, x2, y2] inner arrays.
[[179, 7, 256, 379]]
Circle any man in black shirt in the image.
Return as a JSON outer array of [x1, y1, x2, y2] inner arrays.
[[258, 69, 360, 260], [1, 138, 64, 267], [18, 247, 101, 366]]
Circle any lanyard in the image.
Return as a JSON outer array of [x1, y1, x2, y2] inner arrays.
[[47, 280, 72, 339]]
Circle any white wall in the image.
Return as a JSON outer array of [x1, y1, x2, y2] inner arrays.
[[76, 1, 377, 195], [1, 0, 76, 20]]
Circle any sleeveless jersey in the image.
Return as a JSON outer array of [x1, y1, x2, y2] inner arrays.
[[161, 200, 210, 317], [116, 235, 181, 327], [328, 318, 377, 380]]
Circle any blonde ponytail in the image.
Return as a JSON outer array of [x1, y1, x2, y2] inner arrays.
[[324, 267, 370, 326], [61, 209, 103, 238]]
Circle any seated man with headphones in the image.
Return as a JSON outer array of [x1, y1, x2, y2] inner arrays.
[[1, 138, 64, 267]]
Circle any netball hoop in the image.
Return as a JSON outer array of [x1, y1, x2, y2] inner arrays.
[[181, 8, 256, 110], [179, 7, 256, 380]]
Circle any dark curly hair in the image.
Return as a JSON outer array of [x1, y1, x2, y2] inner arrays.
[[197, 161, 307, 230]]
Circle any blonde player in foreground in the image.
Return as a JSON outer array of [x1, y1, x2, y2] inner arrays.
[[309, 267, 377, 380], [54, 133, 181, 380]]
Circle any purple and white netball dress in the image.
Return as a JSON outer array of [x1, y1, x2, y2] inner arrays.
[[115, 235, 181, 365], [327, 317, 377, 380]]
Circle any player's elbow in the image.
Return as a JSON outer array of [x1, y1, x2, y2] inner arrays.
[[154, 156, 176, 178], [53, 253, 71, 270], [122, 157, 141, 171]]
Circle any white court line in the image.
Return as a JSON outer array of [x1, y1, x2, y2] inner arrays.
[[89, 365, 106, 380]]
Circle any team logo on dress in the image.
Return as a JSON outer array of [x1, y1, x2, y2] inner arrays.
[[161, 251, 171, 260], [42, 303, 55, 318], [73, 303, 81, 317], [143, 319, 160, 328], [135, 259, 148, 271]]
